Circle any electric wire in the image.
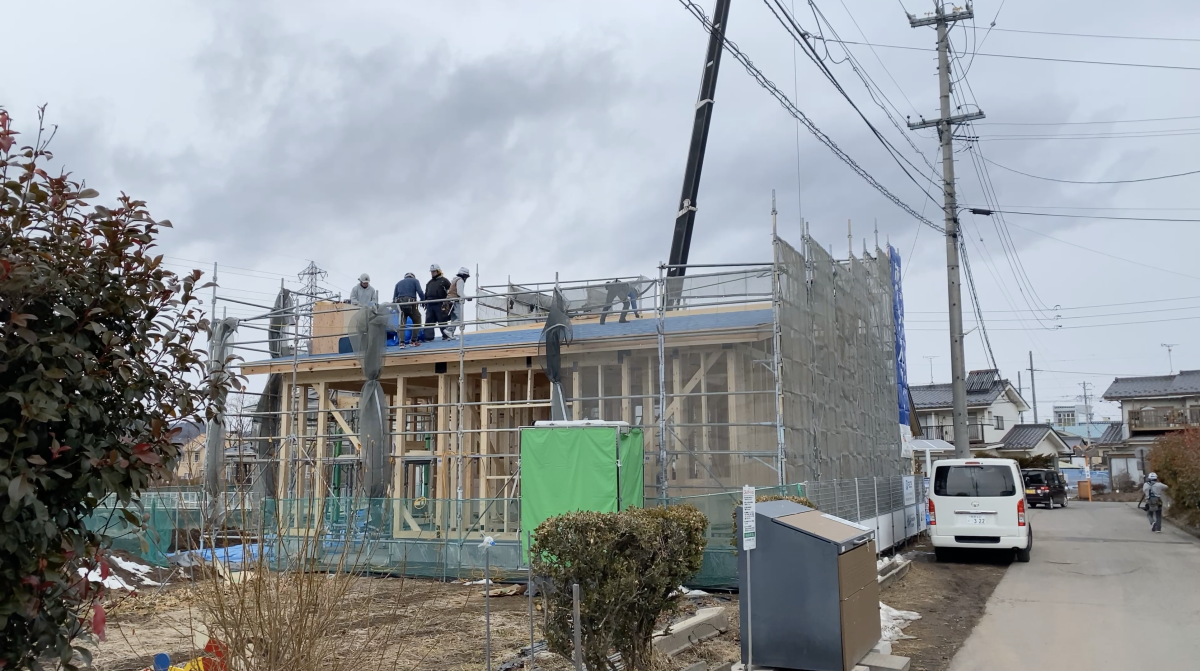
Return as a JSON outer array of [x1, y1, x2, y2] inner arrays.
[[977, 158, 1200, 184], [675, 0, 944, 233], [979, 114, 1200, 126], [762, 0, 945, 202], [985, 26, 1200, 43], [812, 38, 1200, 72]]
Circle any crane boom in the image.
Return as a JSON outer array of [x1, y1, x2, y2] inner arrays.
[[667, 0, 732, 281]]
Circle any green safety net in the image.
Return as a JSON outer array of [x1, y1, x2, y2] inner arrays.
[[519, 426, 645, 560]]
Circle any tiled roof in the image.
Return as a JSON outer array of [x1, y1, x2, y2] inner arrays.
[[911, 370, 1008, 410], [1097, 422, 1125, 445], [998, 424, 1057, 451], [1103, 370, 1200, 400]]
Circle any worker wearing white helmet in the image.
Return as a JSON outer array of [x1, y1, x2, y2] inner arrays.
[[443, 267, 472, 339], [348, 273, 378, 306], [1140, 472, 1169, 533]]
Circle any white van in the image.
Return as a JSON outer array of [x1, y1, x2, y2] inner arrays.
[[928, 458, 1031, 562]]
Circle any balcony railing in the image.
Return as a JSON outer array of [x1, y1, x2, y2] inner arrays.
[[1130, 407, 1200, 431], [917, 423, 988, 443]]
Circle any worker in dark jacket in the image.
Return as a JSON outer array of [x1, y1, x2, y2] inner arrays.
[[599, 279, 632, 325], [393, 272, 425, 347], [424, 264, 452, 342]]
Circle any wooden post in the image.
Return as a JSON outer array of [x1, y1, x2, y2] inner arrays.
[[728, 350, 743, 451], [393, 377, 407, 538], [597, 365, 605, 421], [314, 382, 329, 522], [621, 356, 633, 425], [278, 382, 293, 500], [472, 374, 482, 501], [572, 363, 582, 420], [436, 374, 449, 501], [700, 352, 710, 455]]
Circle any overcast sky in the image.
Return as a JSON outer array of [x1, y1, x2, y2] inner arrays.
[[6, 0, 1200, 423]]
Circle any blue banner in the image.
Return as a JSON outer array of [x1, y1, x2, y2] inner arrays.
[[889, 246, 911, 427]]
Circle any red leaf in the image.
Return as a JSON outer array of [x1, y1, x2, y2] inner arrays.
[[92, 602, 106, 642], [100, 559, 109, 580]]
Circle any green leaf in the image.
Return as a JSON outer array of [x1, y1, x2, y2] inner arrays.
[[52, 304, 77, 319], [78, 188, 99, 199], [27, 455, 47, 466], [7, 476, 32, 508]]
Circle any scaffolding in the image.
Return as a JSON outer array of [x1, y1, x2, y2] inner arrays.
[[115, 231, 912, 583]]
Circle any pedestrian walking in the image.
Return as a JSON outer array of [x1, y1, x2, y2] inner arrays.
[[392, 272, 425, 347], [599, 279, 632, 325], [443, 266, 472, 338], [348, 273, 378, 306], [424, 264, 452, 342], [1139, 472, 1169, 533]]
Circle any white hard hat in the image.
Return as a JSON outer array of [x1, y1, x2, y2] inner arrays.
[[1148, 472, 1158, 481], [358, 273, 370, 282], [458, 266, 470, 276], [430, 263, 441, 272]]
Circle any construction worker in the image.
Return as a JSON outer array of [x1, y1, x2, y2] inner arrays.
[[1139, 472, 1169, 533], [349, 273, 378, 306], [424, 264, 451, 342], [443, 267, 472, 339], [599, 279, 632, 325], [392, 272, 424, 347]]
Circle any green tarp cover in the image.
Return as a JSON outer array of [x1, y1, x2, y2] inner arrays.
[[520, 426, 644, 560]]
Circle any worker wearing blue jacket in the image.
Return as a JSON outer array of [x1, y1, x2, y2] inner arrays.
[[393, 272, 425, 347]]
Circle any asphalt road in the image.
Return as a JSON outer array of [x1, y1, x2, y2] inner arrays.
[[948, 501, 1200, 670]]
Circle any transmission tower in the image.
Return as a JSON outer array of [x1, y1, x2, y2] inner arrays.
[[297, 261, 334, 355]]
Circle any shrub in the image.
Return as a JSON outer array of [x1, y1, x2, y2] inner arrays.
[[531, 505, 708, 671], [1090, 483, 1108, 495], [1149, 428, 1200, 513], [1, 108, 230, 668]]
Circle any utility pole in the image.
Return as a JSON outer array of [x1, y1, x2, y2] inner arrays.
[[1079, 382, 1094, 441], [908, 1, 984, 457], [1017, 371, 1024, 424], [1028, 351, 1038, 424], [1161, 343, 1178, 374]]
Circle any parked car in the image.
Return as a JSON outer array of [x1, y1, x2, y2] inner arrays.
[[1022, 468, 1068, 509], [928, 458, 1032, 563]]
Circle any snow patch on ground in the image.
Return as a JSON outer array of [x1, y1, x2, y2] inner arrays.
[[78, 567, 134, 591], [674, 586, 710, 598], [880, 602, 921, 641]]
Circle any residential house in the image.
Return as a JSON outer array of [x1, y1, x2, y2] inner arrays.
[[1052, 404, 1090, 427], [995, 424, 1072, 461], [1101, 370, 1200, 487], [910, 369, 1030, 447]]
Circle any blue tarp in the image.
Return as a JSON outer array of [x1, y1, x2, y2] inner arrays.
[[174, 543, 261, 566]]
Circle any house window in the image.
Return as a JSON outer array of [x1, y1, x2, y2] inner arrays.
[[994, 415, 1005, 430], [1055, 410, 1075, 426], [193, 452, 200, 462]]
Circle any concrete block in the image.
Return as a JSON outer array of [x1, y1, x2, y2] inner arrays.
[[877, 559, 912, 590], [871, 639, 893, 655], [710, 663, 734, 671], [652, 606, 729, 657], [860, 652, 912, 671], [681, 662, 707, 671]]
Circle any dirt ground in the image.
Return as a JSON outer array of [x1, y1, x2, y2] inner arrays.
[[88, 574, 742, 671], [882, 538, 1009, 671]]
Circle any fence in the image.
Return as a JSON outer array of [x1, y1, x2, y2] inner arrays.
[[95, 474, 928, 587]]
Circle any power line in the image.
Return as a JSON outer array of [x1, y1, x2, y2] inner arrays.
[[978, 209, 1200, 223], [985, 26, 1200, 43], [813, 37, 1200, 72], [907, 293, 1200, 314], [962, 204, 1200, 211], [1001, 219, 1200, 282], [761, 0, 944, 205], [975, 130, 1200, 141], [979, 114, 1200, 126], [905, 314, 1200, 331], [675, 0, 944, 233], [907, 303, 1200, 323]]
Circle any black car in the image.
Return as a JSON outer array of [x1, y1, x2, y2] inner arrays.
[[1022, 468, 1068, 508]]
